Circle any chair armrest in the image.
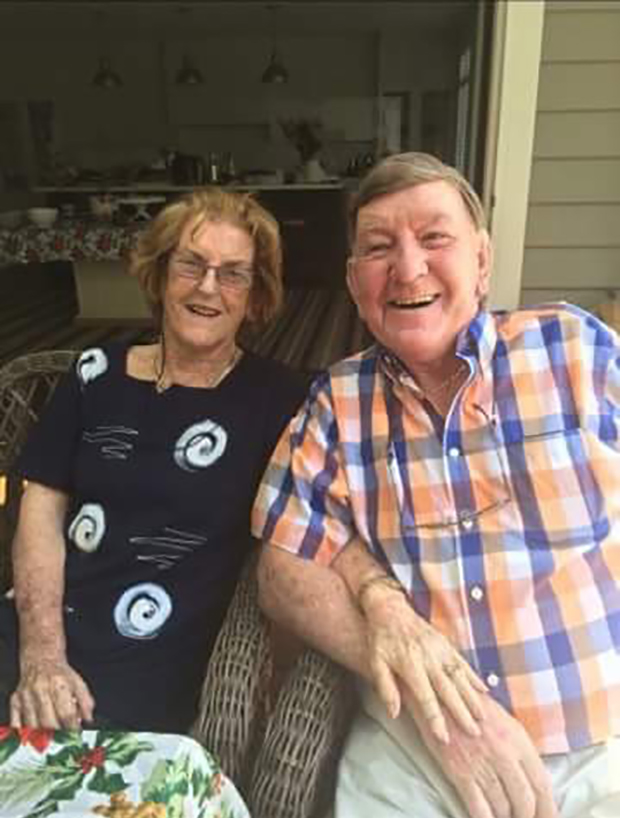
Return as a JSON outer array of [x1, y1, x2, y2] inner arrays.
[[248, 648, 356, 818], [190, 557, 272, 791]]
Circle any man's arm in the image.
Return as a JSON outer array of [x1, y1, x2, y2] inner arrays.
[[257, 541, 557, 818], [11, 482, 94, 729], [257, 542, 372, 681]]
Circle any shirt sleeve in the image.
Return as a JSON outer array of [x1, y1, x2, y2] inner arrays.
[[15, 361, 82, 493], [252, 374, 355, 566]]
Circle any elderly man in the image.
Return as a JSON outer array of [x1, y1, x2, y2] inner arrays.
[[252, 152, 620, 818]]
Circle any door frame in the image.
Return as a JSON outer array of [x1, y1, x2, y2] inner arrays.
[[483, 0, 545, 310]]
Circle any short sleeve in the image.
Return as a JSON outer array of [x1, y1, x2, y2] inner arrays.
[[15, 362, 82, 493], [252, 376, 355, 566]]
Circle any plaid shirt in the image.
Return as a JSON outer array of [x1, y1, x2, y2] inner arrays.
[[252, 304, 620, 754]]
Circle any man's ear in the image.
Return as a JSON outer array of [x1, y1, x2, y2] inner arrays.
[[476, 229, 492, 300], [346, 258, 360, 305]]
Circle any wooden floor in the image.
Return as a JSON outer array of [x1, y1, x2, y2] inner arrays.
[[0, 263, 370, 373]]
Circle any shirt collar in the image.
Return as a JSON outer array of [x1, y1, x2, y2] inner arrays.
[[378, 309, 499, 393]]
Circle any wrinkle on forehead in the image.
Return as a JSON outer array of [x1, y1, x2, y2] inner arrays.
[[355, 182, 476, 236]]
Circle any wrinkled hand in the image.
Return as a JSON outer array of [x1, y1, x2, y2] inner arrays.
[[406, 690, 558, 818], [10, 657, 95, 730], [362, 583, 486, 743]]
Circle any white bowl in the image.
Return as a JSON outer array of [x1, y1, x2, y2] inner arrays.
[[28, 207, 59, 228]]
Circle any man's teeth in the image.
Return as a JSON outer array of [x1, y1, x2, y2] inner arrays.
[[391, 294, 438, 308]]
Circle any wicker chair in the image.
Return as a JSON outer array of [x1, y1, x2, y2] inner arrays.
[[0, 349, 356, 818]]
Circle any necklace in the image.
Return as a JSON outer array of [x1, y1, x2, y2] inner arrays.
[[154, 345, 241, 393], [421, 361, 469, 400]]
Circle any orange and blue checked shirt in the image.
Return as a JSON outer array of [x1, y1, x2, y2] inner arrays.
[[252, 303, 620, 755]]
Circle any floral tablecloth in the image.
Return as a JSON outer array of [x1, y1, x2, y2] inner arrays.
[[0, 727, 250, 818], [0, 223, 143, 266]]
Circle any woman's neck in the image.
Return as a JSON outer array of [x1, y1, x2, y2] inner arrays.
[[156, 337, 240, 391]]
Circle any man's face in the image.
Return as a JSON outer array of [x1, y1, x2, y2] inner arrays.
[[347, 180, 491, 373]]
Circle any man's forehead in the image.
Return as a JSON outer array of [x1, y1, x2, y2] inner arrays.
[[356, 180, 467, 228]]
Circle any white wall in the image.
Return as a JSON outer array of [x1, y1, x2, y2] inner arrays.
[[521, 1, 620, 311]]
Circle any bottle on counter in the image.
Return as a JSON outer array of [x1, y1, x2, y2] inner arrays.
[[222, 152, 236, 184], [207, 153, 220, 184]]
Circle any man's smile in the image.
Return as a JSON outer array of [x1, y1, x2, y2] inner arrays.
[[387, 293, 440, 310]]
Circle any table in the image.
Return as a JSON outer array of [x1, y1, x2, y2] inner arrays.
[[0, 726, 250, 817], [0, 222, 150, 322]]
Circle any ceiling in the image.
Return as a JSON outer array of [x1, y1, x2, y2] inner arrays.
[[0, 1, 474, 37]]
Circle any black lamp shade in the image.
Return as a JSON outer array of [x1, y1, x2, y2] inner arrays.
[[92, 57, 122, 89], [176, 55, 204, 86]]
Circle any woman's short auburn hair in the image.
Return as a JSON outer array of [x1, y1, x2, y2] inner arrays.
[[129, 187, 284, 329]]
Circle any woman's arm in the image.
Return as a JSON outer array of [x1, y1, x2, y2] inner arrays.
[[11, 481, 94, 729]]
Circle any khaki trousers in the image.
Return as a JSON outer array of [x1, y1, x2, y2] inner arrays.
[[335, 685, 620, 818]]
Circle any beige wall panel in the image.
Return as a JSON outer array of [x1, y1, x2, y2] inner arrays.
[[529, 159, 620, 203], [519, 289, 612, 312], [522, 248, 620, 288], [525, 204, 620, 247], [542, 11, 620, 62], [537, 63, 620, 111], [534, 111, 620, 158]]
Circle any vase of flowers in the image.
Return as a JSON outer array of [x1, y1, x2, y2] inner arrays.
[[280, 117, 326, 182]]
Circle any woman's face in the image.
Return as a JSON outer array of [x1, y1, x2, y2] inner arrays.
[[162, 217, 255, 357]]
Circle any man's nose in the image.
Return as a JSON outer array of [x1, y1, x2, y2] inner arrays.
[[392, 238, 428, 280]]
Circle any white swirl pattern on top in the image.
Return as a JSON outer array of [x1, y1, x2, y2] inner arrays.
[[76, 348, 108, 385], [67, 502, 106, 552], [173, 419, 227, 472]]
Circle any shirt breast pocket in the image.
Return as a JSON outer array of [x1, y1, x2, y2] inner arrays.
[[501, 417, 609, 548]]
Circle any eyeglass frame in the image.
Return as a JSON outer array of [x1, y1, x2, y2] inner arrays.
[[168, 251, 255, 291]]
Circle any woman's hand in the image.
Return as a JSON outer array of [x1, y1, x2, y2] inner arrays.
[[10, 656, 95, 730], [360, 577, 486, 744]]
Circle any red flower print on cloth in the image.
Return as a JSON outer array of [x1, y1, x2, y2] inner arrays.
[[19, 727, 54, 752], [79, 745, 107, 774]]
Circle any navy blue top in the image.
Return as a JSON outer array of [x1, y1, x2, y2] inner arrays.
[[4, 343, 306, 731]]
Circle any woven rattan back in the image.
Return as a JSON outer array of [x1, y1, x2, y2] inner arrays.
[[0, 350, 76, 589]]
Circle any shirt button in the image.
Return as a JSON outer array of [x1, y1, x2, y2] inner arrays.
[[461, 518, 474, 531], [486, 673, 500, 688], [448, 447, 460, 458], [470, 585, 484, 602]]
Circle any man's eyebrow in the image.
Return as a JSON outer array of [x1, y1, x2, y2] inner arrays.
[[356, 217, 390, 231]]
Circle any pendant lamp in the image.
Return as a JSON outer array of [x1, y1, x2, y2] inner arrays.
[[92, 56, 123, 90], [176, 54, 204, 86], [261, 5, 288, 85]]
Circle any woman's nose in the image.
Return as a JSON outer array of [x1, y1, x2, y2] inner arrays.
[[197, 267, 220, 294]]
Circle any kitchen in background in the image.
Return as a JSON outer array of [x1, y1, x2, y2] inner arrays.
[[0, 0, 490, 368]]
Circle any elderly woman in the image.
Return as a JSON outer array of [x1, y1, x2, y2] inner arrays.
[[0, 188, 306, 733]]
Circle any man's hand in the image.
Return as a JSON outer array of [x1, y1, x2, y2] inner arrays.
[[10, 657, 95, 730], [362, 579, 487, 744], [406, 690, 559, 818]]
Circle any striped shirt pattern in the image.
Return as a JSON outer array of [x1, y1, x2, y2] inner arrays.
[[252, 304, 620, 754]]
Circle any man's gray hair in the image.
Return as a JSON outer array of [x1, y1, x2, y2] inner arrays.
[[348, 152, 486, 244]]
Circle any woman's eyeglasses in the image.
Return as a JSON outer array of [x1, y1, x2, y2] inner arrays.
[[170, 253, 255, 291]]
